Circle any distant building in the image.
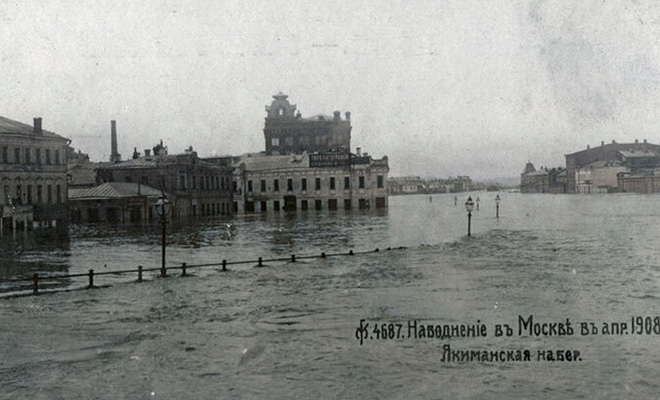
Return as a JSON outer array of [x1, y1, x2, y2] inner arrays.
[[1, 116, 69, 234], [565, 140, 660, 193], [232, 151, 389, 213], [69, 182, 163, 223], [67, 147, 109, 189], [96, 144, 233, 218], [264, 93, 352, 155], [388, 176, 472, 195], [520, 162, 566, 193], [575, 161, 627, 194]]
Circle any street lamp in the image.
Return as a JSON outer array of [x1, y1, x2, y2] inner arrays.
[[465, 196, 474, 237], [495, 194, 501, 218], [154, 194, 171, 277]]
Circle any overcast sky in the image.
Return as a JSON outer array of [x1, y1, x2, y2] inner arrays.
[[2, 0, 660, 180]]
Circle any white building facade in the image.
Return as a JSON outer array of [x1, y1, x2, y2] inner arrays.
[[233, 152, 389, 213]]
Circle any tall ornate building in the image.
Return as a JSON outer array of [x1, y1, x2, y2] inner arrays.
[[1, 116, 69, 234], [233, 94, 389, 213], [264, 93, 352, 155]]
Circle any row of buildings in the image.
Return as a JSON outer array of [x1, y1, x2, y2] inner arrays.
[[0, 93, 389, 233], [387, 176, 473, 195], [521, 140, 660, 194]]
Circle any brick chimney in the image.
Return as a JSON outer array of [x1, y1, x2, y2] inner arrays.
[[110, 120, 121, 163], [33, 118, 42, 135]]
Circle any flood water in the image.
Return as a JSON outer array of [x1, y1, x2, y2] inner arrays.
[[1, 192, 660, 399]]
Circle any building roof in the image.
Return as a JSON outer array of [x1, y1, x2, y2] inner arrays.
[[565, 141, 660, 157], [302, 114, 335, 122], [101, 153, 222, 170], [102, 157, 159, 169], [234, 153, 310, 171], [68, 161, 109, 187], [68, 182, 164, 200], [618, 149, 660, 158], [578, 160, 624, 169], [0, 116, 68, 141]]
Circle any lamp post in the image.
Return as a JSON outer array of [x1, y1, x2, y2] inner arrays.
[[465, 196, 474, 237], [154, 194, 171, 277], [495, 194, 501, 218]]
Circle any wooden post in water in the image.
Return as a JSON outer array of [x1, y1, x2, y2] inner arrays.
[[291, 254, 296, 263], [88, 269, 94, 288], [258, 257, 262, 267], [137, 266, 143, 282], [222, 259, 227, 271], [181, 262, 187, 277]]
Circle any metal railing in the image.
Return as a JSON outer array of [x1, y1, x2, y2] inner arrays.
[[0, 247, 389, 298]]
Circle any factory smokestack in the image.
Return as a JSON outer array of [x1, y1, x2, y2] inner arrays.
[[110, 120, 121, 163]]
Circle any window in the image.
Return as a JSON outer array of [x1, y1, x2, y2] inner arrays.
[[179, 174, 186, 190], [27, 185, 32, 204], [359, 176, 365, 189], [47, 185, 53, 204], [301, 200, 308, 210], [125, 176, 133, 183], [232, 181, 237, 192], [37, 185, 42, 204], [1, 147, 7, 163], [285, 137, 294, 146], [55, 150, 60, 165], [16, 185, 22, 204], [377, 175, 384, 189], [344, 177, 350, 190], [56, 185, 62, 203], [287, 178, 293, 191], [45, 149, 51, 165], [273, 200, 280, 211], [141, 176, 148, 185], [273, 179, 279, 192], [330, 177, 336, 190], [301, 178, 307, 191], [25, 148, 31, 164], [271, 138, 280, 146], [261, 179, 266, 192], [315, 177, 321, 191], [315, 199, 322, 210], [248, 180, 253, 192], [36, 149, 41, 165], [14, 148, 20, 164]]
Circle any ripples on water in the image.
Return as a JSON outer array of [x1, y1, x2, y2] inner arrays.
[[2, 193, 660, 399]]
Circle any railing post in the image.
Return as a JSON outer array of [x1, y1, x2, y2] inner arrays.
[[222, 259, 227, 271], [291, 254, 296, 263], [137, 265, 143, 283], [258, 257, 262, 267], [88, 269, 94, 288], [33, 273, 39, 295], [181, 262, 187, 277]]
